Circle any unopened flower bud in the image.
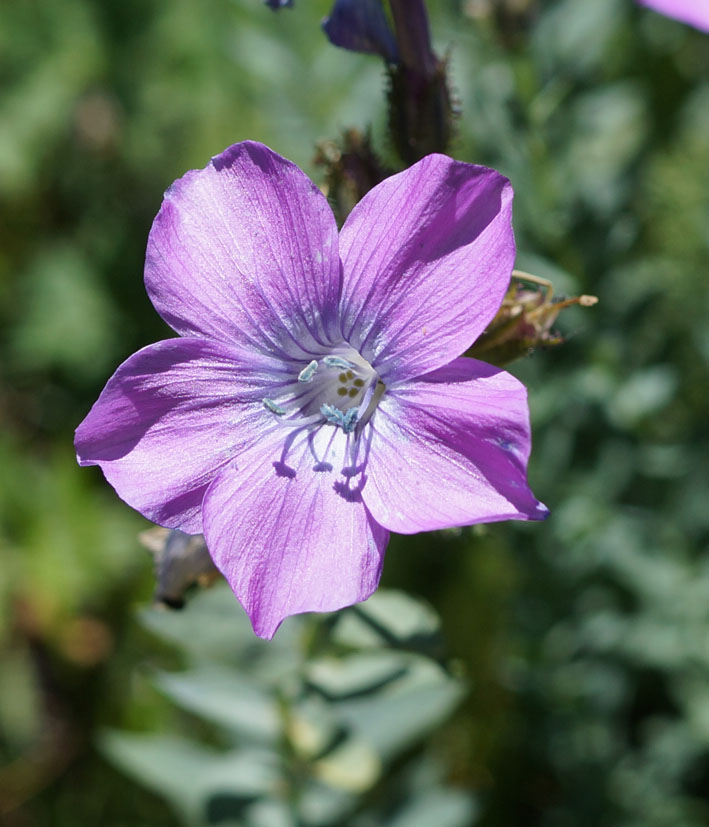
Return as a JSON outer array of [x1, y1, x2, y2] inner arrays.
[[314, 129, 392, 223]]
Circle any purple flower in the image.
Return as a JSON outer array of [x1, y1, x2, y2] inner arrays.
[[637, 0, 709, 31], [322, 0, 399, 62], [75, 142, 548, 639], [264, 0, 294, 10]]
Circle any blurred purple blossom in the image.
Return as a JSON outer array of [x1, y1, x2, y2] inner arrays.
[[322, 0, 398, 61], [75, 142, 547, 638], [264, 0, 293, 9], [637, 0, 709, 31]]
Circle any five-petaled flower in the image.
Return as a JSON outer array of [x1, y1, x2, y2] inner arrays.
[[75, 142, 548, 639]]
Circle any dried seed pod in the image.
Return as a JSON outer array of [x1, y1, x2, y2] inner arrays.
[[468, 270, 598, 366]]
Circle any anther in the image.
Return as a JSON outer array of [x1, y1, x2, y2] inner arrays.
[[324, 356, 354, 369], [342, 408, 358, 433], [263, 398, 286, 416], [321, 403, 344, 426], [320, 404, 359, 433], [298, 360, 319, 383]]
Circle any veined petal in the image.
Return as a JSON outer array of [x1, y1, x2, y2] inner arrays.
[[638, 0, 709, 31], [203, 426, 389, 639], [75, 338, 283, 533], [361, 357, 548, 533], [338, 154, 515, 384], [145, 141, 342, 357]]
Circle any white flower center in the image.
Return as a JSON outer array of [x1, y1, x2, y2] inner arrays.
[[262, 347, 383, 434]]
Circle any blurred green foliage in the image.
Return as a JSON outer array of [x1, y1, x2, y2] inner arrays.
[[102, 586, 474, 827], [1, 0, 709, 825]]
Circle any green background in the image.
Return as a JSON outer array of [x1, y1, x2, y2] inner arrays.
[[1, 0, 708, 824]]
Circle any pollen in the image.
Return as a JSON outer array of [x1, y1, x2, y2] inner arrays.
[[337, 387, 347, 396], [348, 388, 358, 397]]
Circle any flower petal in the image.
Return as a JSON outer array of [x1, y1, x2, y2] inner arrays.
[[360, 357, 548, 533], [338, 154, 515, 383], [145, 141, 342, 357], [638, 0, 709, 31], [203, 426, 389, 639], [75, 338, 283, 533]]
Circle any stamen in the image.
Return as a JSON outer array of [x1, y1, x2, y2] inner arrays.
[[262, 348, 381, 434], [323, 356, 354, 369], [298, 360, 319, 383], [356, 380, 386, 431], [320, 404, 359, 433], [321, 403, 344, 426], [342, 408, 358, 433], [263, 398, 286, 416]]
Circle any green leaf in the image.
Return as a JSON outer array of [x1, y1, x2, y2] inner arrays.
[[298, 778, 357, 827], [333, 590, 442, 654], [385, 789, 478, 827], [153, 666, 280, 744], [333, 658, 465, 763], [306, 652, 408, 700], [138, 583, 301, 680], [100, 731, 280, 826]]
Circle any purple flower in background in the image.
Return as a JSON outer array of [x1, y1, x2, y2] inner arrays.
[[637, 0, 709, 31], [75, 142, 548, 638], [322, 0, 399, 62], [264, 0, 294, 10]]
